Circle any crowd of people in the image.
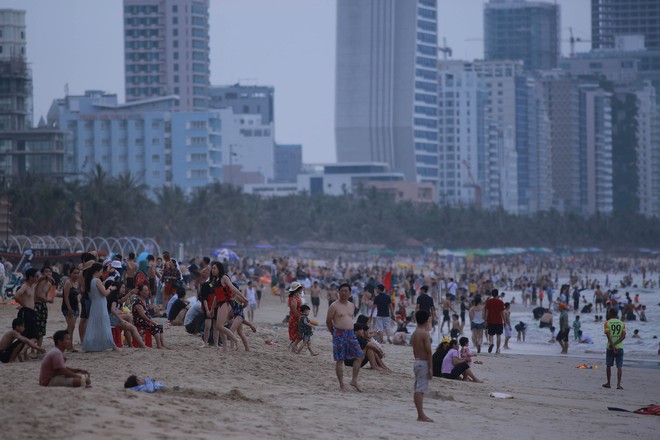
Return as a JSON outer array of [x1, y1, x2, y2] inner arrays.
[[0, 250, 651, 420]]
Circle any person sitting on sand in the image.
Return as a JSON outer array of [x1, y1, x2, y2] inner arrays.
[[39, 330, 91, 387], [0, 318, 45, 363], [344, 324, 390, 371], [459, 336, 481, 366], [132, 284, 170, 349], [432, 337, 451, 377], [392, 316, 411, 345], [441, 339, 482, 382]]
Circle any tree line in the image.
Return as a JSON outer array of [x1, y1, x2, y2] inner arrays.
[[2, 165, 660, 254]]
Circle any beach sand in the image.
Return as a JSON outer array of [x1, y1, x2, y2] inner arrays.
[[1, 289, 658, 440]]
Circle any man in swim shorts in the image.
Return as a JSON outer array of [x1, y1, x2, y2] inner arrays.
[[326, 282, 364, 392]]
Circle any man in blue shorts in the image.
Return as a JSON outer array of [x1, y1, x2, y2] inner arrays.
[[326, 283, 364, 392], [603, 308, 626, 390]]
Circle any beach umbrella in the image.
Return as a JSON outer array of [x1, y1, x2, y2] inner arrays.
[[212, 248, 239, 262]]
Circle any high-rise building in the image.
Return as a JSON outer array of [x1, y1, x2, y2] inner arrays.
[[592, 0, 660, 50], [636, 82, 660, 217], [465, 60, 523, 214], [437, 61, 487, 208], [0, 9, 30, 130], [591, 1, 660, 107], [484, 0, 560, 71], [516, 75, 552, 214], [539, 72, 581, 213], [123, 0, 210, 111], [0, 9, 65, 179], [578, 83, 613, 216], [335, 0, 439, 186]]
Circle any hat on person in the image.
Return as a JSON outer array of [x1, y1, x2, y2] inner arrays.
[[111, 261, 122, 269], [288, 281, 303, 293], [559, 303, 567, 309], [441, 337, 451, 343], [103, 258, 112, 267]]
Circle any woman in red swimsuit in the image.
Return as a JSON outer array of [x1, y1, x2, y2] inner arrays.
[[210, 261, 246, 351], [288, 282, 303, 352]]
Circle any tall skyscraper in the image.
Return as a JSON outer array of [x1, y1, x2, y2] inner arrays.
[[123, 0, 210, 111], [592, 0, 660, 50], [0, 9, 30, 130], [484, 0, 560, 71], [0, 9, 64, 179], [335, 0, 439, 186]]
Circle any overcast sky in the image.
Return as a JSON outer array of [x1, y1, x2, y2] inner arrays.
[[7, 0, 591, 164]]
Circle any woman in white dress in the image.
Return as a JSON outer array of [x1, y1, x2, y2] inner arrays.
[[82, 263, 120, 352]]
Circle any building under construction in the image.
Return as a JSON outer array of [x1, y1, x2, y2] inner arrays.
[[0, 9, 65, 179]]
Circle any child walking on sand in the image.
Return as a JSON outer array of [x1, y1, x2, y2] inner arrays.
[[411, 310, 433, 423], [296, 305, 318, 356]]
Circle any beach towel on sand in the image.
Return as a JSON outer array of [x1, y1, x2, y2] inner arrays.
[[607, 404, 660, 416]]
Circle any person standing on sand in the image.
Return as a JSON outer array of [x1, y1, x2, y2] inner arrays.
[[502, 302, 512, 350], [411, 310, 433, 423], [14, 268, 40, 349], [483, 289, 505, 354], [603, 308, 626, 390], [310, 280, 321, 317], [125, 252, 138, 289], [326, 283, 364, 392], [557, 304, 570, 354]]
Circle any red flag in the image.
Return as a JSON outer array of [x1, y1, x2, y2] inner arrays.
[[383, 271, 392, 292]]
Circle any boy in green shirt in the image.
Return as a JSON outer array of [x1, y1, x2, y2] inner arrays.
[[603, 308, 626, 390]]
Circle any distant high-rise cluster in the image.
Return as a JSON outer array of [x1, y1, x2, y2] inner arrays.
[[334, 0, 659, 217], [1, 0, 658, 215]]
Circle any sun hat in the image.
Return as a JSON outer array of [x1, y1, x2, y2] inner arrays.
[[111, 261, 122, 269], [288, 281, 303, 293]]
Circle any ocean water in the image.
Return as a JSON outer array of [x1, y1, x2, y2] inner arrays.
[[429, 279, 660, 362]]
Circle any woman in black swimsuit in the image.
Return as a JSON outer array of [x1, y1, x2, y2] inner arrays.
[[61, 266, 81, 343]]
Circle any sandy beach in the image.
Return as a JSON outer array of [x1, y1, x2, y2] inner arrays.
[[1, 287, 658, 440]]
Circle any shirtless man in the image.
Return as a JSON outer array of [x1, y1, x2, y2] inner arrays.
[[326, 284, 339, 307], [439, 294, 455, 335], [14, 268, 40, 349], [125, 253, 138, 289], [310, 280, 321, 317], [593, 285, 604, 313], [411, 310, 433, 422], [34, 266, 56, 347], [326, 283, 364, 392], [0, 318, 45, 363]]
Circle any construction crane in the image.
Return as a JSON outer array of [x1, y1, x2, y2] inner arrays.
[[567, 27, 590, 58], [438, 37, 452, 60], [462, 160, 482, 209]]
